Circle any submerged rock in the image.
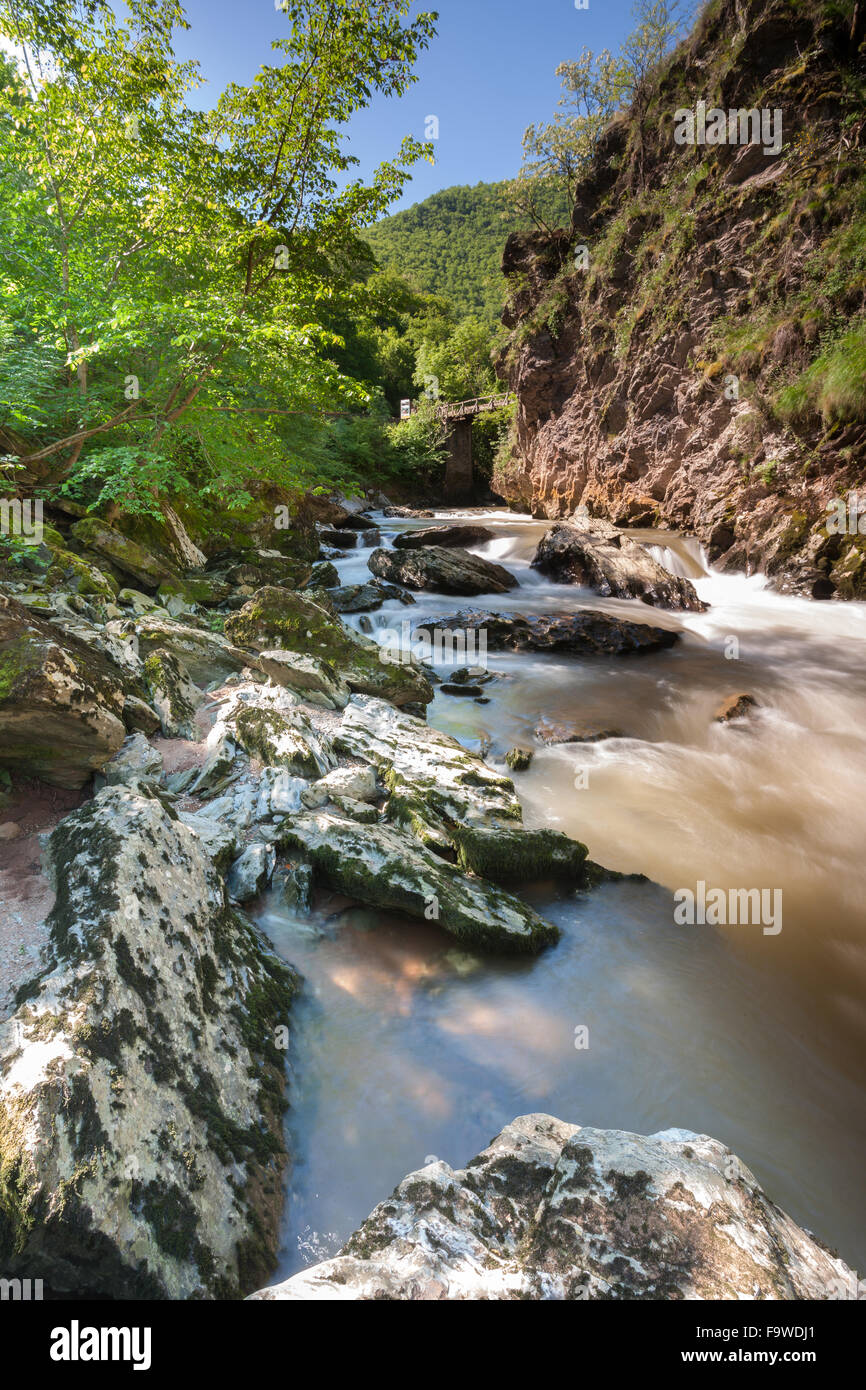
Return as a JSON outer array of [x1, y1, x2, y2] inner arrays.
[[0, 786, 298, 1299], [369, 546, 518, 596], [276, 811, 558, 954], [714, 693, 759, 723], [0, 596, 126, 788], [392, 524, 495, 549], [532, 519, 706, 611], [433, 610, 679, 656], [249, 1113, 858, 1301]]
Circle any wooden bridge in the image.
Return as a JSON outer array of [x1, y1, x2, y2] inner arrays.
[[399, 393, 514, 499], [400, 392, 513, 422]]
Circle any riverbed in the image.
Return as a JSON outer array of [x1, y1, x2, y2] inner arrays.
[[255, 509, 866, 1280]]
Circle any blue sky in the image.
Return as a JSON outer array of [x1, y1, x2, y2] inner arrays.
[[170, 0, 649, 213]]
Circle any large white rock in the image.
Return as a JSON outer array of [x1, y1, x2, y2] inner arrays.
[[249, 1114, 859, 1301], [0, 786, 297, 1299]]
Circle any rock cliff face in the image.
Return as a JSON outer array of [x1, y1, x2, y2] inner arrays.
[[250, 1113, 859, 1300], [498, 0, 866, 598]]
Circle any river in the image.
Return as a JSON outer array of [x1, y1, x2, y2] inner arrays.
[[254, 508, 866, 1280]]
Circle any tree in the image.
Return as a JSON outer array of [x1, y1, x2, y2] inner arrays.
[[413, 316, 497, 403], [621, 0, 686, 187], [515, 0, 689, 217], [0, 0, 437, 541], [515, 47, 629, 223]]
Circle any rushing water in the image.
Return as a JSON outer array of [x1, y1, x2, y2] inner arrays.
[[255, 509, 866, 1281]]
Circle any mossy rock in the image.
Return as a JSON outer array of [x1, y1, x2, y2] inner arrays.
[[224, 588, 432, 708], [276, 810, 559, 954], [0, 596, 127, 787], [231, 706, 328, 778], [453, 825, 590, 885], [70, 517, 181, 591]]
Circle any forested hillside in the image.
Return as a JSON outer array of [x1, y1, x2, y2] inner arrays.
[[365, 181, 570, 325]]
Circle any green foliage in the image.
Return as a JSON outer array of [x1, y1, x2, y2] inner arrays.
[[776, 326, 866, 427], [0, 0, 438, 515], [364, 181, 570, 326]]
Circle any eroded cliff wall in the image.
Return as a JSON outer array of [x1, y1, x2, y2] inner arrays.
[[499, 0, 866, 597]]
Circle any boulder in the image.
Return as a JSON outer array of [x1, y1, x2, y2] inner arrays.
[[224, 588, 432, 708], [312, 765, 378, 804], [334, 696, 521, 853], [42, 530, 118, 600], [222, 551, 312, 590], [382, 507, 434, 519], [335, 698, 597, 882], [306, 561, 340, 589], [249, 1114, 857, 1301], [135, 616, 250, 687], [227, 843, 277, 903], [323, 583, 411, 614], [392, 524, 495, 549], [69, 517, 180, 591], [0, 786, 298, 1299], [122, 694, 162, 736], [99, 732, 163, 788], [259, 649, 350, 710], [714, 693, 759, 723], [532, 519, 706, 611], [176, 810, 240, 870], [142, 649, 204, 739], [276, 811, 558, 954], [229, 704, 332, 779], [0, 596, 126, 788], [505, 748, 533, 771], [318, 528, 358, 549], [369, 546, 518, 596], [431, 610, 679, 656], [453, 825, 590, 884]]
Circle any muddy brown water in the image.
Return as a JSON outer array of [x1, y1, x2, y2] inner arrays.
[[255, 509, 866, 1282]]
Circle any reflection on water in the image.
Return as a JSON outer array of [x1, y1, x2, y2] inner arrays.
[[255, 509, 866, 1283]]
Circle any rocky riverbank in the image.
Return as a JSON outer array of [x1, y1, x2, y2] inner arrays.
[[1, 494, 861, 1298]]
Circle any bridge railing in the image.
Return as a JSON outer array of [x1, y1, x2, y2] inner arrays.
[[399, 392, 513, 421]]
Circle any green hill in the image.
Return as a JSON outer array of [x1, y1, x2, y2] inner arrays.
[[364, 180, 570, 326]]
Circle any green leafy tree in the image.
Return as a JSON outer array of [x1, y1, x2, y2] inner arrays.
[[0, 0, 437, 540]]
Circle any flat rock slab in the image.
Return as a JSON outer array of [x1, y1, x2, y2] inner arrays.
[[369, 546, 518, 596], [533, 519, 706, 611], [276, 810, 558, 954], [432, 610, 680, 656], [250, 1113, 857, 1300]]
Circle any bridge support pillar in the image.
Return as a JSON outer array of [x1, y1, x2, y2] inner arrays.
[[443, 418, 473, 501]]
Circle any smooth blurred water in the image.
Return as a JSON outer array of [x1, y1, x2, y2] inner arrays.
[[255, 508, 866, 1282]]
